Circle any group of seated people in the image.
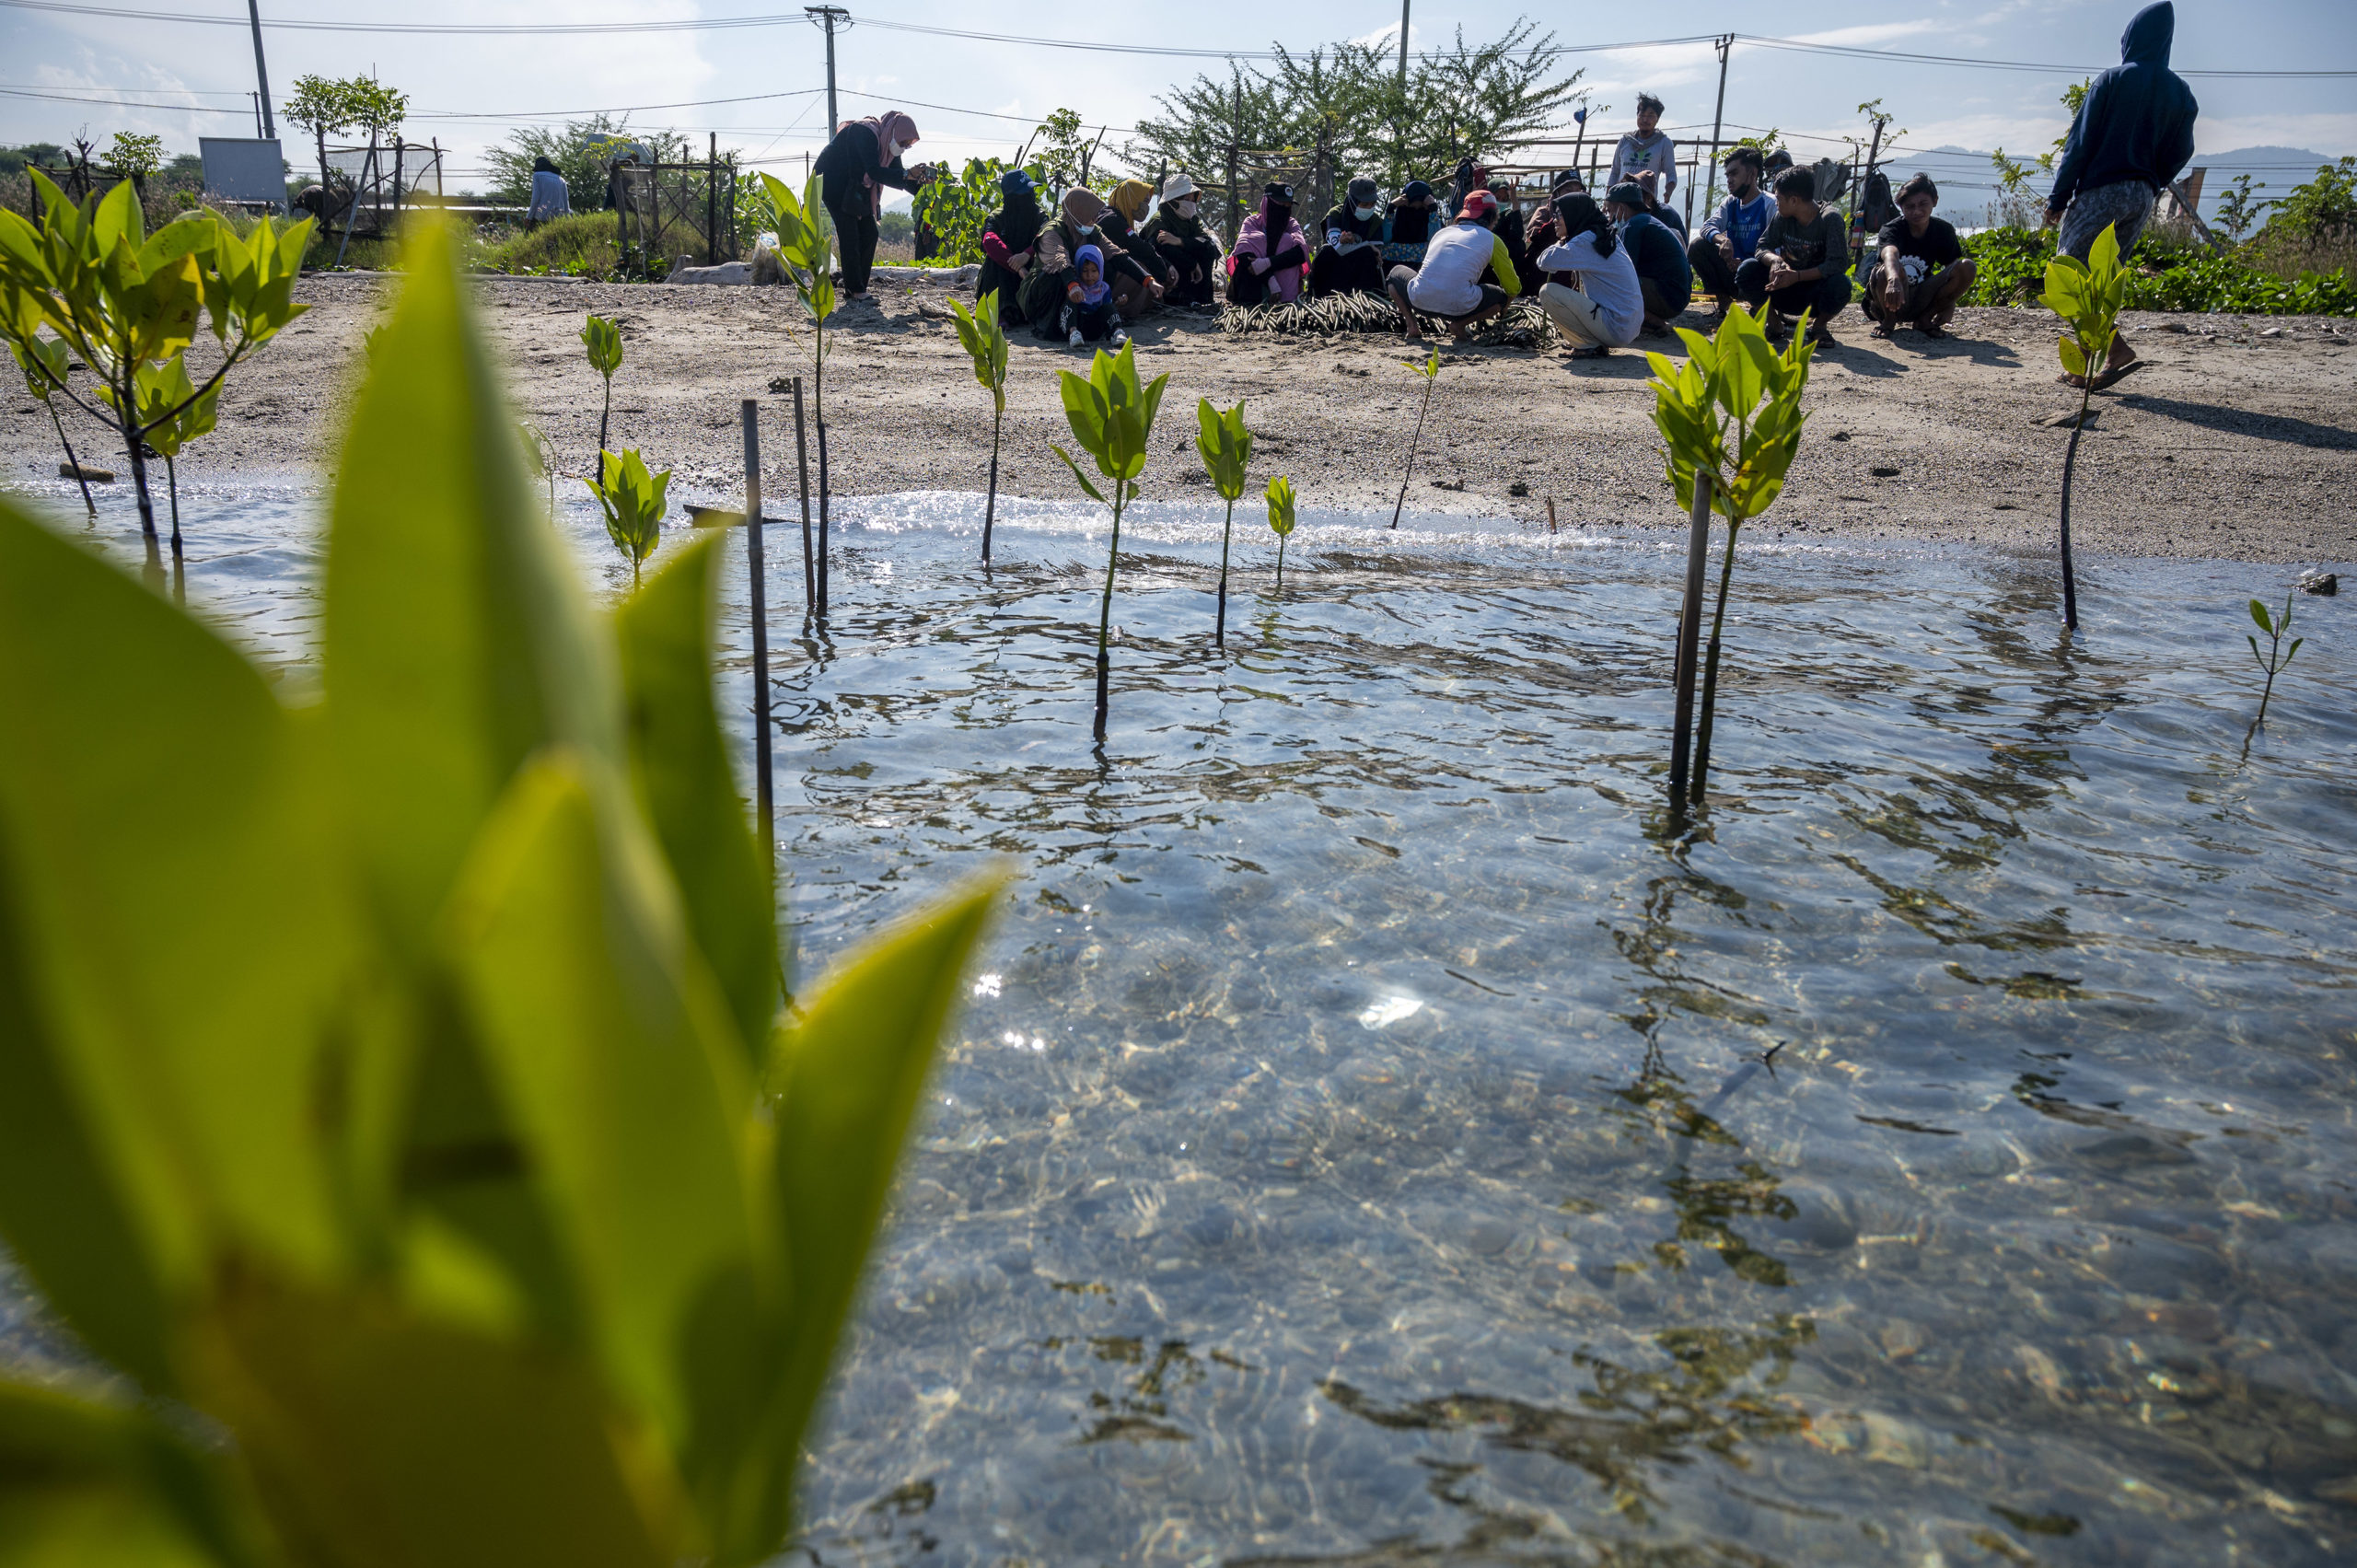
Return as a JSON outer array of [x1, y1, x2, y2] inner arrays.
[[966, 127, 1977, 356]]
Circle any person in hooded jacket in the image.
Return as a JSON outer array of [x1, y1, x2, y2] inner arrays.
[[1381, 180, 1442, 269], [977, 168, 1045, 328], [1310, 178, 1387, 297], [1022, 188, 1160, 338], [2046, 1, 2196, 388], [1101, 179, 1172, 293], [1485, 178, 1536, 293], [1226, 182, 1311, 306], [814, 111, 935, 300], [1519, 171, 1585, 287], [1139, 175, 1223, 306], [527, 156, 570, 228]]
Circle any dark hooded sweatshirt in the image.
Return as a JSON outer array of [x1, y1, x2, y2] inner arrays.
[[2048, 2, 2198, 215]]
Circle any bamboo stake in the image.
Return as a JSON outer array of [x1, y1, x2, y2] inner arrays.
[[741, 400, 774, 859], [1666, 471, 1715, 807]]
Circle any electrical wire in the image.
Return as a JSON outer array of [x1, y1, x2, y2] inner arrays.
[[0, 83, 247, 111]]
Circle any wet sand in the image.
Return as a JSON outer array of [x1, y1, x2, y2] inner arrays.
[[6, 272, 2352, 565]]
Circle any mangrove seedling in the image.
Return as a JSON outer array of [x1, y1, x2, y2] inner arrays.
[[947, 289, 1012, 562], [2038, 221, 2130, 632], [2247, 588, 2303, 726], [0, 211, 997, 1568], [1266, 473, 1296, 593], [1390, 348, 1441, 529], [581, 312, 623, 451], [1194, 397, 1253, 645], [5, 291, 94, 516], [130, 354, 220, 592], [758, 171, 839, 607], [518, 419, 556, 513], [0, 171, 311, 581], [1644, 300, 1818, 807], [1050, 341, 1169, 742], [585, 446, 671, 589]]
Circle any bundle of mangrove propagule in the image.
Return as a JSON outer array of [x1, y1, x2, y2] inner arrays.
[[1219, 294, 1551, 349]]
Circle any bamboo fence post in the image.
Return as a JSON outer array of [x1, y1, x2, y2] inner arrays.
[[790, 376, 816, 613], [740, 400, 775, 858], [1666, 472, 1715, 807]]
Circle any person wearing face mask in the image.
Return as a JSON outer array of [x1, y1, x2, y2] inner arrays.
[[1225, 181, 1310, 307], [1689, 146, 1772, 317], [1381, 180, 1441, 269], [1021, 187, 1160, 340], [1532, 191, 1642, 360], [1604, 181, 1691, 336], [977, 168, 1045, 328], [1100, 179, 1172, 296], [1485, 177, 1536, 293], [1138, 174, 1223, 307], [813, 110, 935, 301], [1309, 178, 1387, 298]]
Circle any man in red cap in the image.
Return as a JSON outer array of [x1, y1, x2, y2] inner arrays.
[[1386, 188, 1522, 343]]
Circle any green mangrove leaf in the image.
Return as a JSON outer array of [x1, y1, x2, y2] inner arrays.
[[440, 749, 761, 1449], [582, 315, 623, 380], [0, 498, 365, 1388], [324, 216, 622, 960], [586, 448, 670, 587], [0, 1374, 261, 1568], [2249, 598, 2272, 633], [1265, 473, 1296, 537], [614, 534, 778, 1057], [1048, 443, 1107, 505]]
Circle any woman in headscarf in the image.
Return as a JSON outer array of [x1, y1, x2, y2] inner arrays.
[[1137, 174, 1222, 306], [977, 168, 1045, 328], [1225, 181, 1309, 306], [1381, 180, 1441, 270], [1309, 177, 1386, 297], [526, 155, 570, 229], [1099, 179, 1171, 288], [1020, 187, 1159, 340], [1485, 176, 1535, 293], [812, 110, 935, 300], [1531, 191, 1642, 360]]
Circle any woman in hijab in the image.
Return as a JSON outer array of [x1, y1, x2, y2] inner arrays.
[[1310, 177, 1386, 297], [812, 110, 935, 300], [1226, 181, 1310, 306], [977, 168, 1045, 327], [1484, 176, 1538, 293], [1138, 174, 1222, 306], [1381, 180, 1441, 270], [1531, 191, 1642, 360], [1099, 179, 1172, 290], [1021, 187, 1159, 340], [527, 155, 570, 229]]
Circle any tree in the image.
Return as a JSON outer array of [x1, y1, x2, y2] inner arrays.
[[107, 131, 163, 183], [284, 74, 409, 199], [484, 114, 697, 212]]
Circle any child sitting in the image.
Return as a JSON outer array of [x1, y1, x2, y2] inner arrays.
[[1062, 245, 1127, 348]]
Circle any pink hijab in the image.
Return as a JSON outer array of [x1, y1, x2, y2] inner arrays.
[[842, 111, 919, 215]]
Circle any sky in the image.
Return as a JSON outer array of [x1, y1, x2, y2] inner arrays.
[[4, 0, 2351, 217]]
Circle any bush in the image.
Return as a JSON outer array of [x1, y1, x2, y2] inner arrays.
[[479, 210, 633, 278], [1962, 224, 2356, 317]]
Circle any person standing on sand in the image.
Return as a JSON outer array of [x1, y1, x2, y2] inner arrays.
[[814, 110, 935, 303], [2045, 0, 2197, 389]]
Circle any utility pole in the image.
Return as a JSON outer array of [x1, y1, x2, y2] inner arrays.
[[807, 7, 848, 139], [1701, 34, 1733, 220], [1394, 0, 1411, 168], [246, 0, 276, 141], [1226, 75, 1242, 245]]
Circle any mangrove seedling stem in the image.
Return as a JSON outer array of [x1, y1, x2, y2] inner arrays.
[[791, 376, 815, 613], [1094, 489, 1125, 741], [983, 396, 1004, 563], [1690, 520, 1742, 805], [51, 403, 95, 517], [1216, 495, 1235, 646], [1390, 366, 1436, 530], [2057, 387, 2089, 632]]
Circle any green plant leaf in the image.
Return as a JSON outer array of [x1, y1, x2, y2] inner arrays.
[[0, 498, 366, 1389], [760, 874, 1001, 1481], [323, 216, 622, 961], [613, 534, 778, 1059], [581, 315, 623, 380], [2249, 598, 2273, 633], [1049, 442, 1106, 505], [2057, 337, 2088, 378], [440, 749, 761, 1447], [1265, 473, 1296, 537]]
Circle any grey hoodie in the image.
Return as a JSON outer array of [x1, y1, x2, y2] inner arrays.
[[2048, 2, 2199, 214]]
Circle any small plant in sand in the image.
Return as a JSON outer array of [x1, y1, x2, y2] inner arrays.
[[1389, 349, 1440, 530], [1266, 473, 1296, 593], [581, 312, 623, 451], [1194, 397, 1253, 645], [585, 446, 671, 590], [1050, 342, 1169, 743], [6, 290, 95, 516], [2247, 588, 2303, 726], [947, 288, 1012, 562], [2039, 222, 2130, 633], [1644, 300, 1817, 807], [0, 173, 311, 581], [131, 353, 220, 593]]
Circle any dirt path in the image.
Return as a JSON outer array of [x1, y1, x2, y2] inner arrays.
[[7, 272, 2353, 565]]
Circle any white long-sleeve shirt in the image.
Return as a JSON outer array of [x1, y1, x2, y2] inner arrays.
[[1608, 131, 1678, 203], [1535, 231, 1642, 344]]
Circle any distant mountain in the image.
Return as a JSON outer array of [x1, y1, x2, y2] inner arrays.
[[2187, 146, 2334, 216]]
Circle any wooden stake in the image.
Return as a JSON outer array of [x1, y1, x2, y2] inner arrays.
[[1666, 472, 1715, 807], [790, 376, 815, 613], [1546, 495, 1557, 535], [741, 400, 774, 860]]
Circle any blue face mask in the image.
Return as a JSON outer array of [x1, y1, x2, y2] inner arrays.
[[1076, 223, 1097, 237], [1353, 204, 1377, 220]]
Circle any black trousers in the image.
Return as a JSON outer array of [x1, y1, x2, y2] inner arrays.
[[1735, 259, 1850, 323], [829, 196, 879, 295], [1310, 244, 1385, 297], [1689, 237, 1739, 300], [1151, 236, 1224, 304]]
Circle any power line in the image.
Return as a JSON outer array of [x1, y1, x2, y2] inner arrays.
[[1733, 33, 2357, 80], [0, 83, 247, 110]]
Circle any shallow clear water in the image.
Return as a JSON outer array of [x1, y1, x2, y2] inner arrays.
[[12, 480, 2357, 1566]]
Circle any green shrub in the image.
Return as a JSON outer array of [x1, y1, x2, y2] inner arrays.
[[479, 211, 632, 277], [1963, 224, 2356, 316]]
